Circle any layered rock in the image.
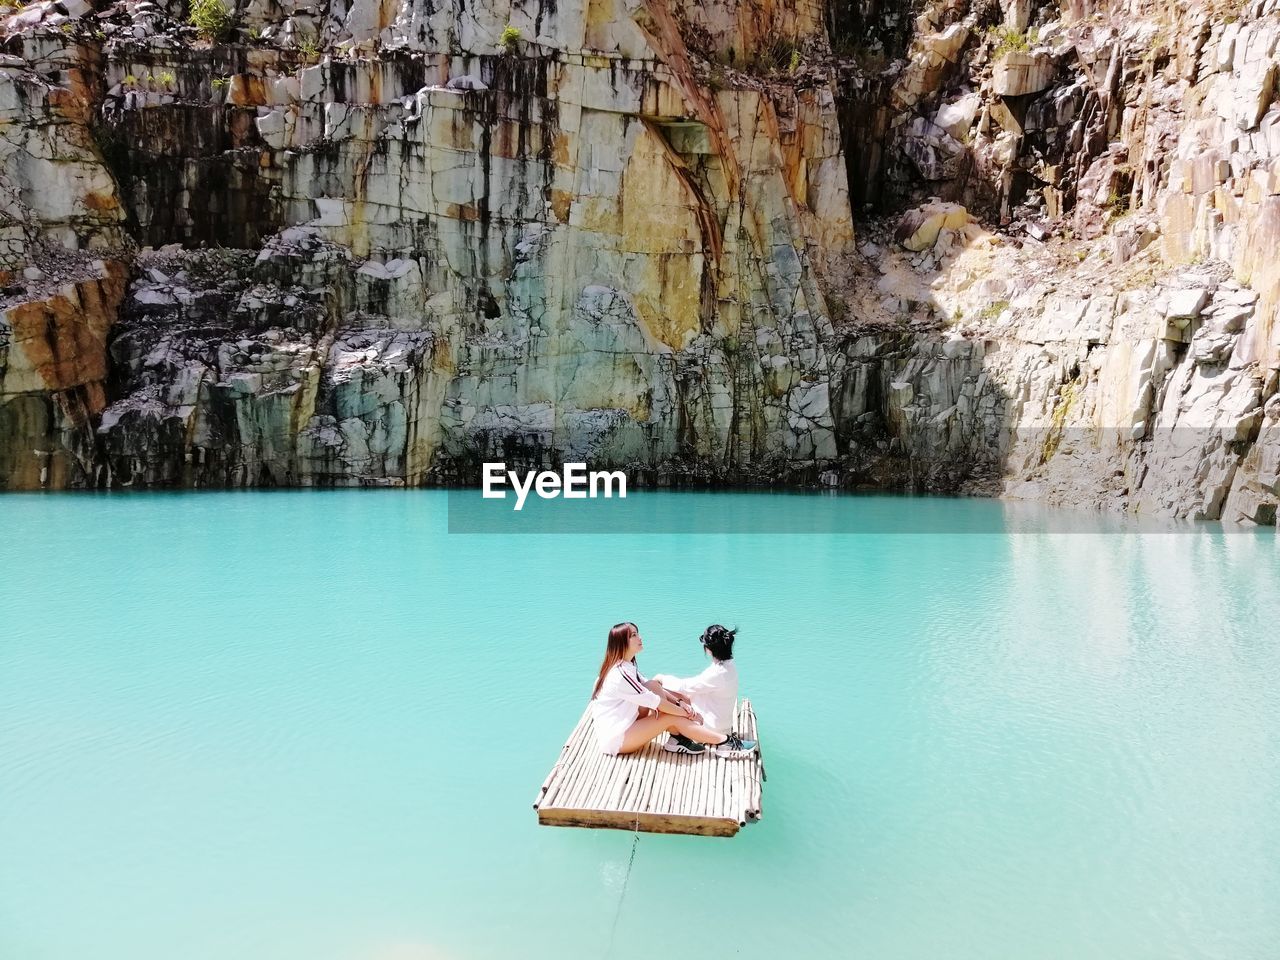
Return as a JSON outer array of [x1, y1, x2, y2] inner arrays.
[[0, 0, 1278, 525], [2, 0, 853, 486], [0, 258, 129, 486], [837, 235, 1277, 523], [826, 0, 1280, 524]]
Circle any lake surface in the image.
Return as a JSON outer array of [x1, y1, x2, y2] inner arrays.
[[1, 491, 1277, 960]]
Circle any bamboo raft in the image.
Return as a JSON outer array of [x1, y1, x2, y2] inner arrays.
[[533, 699, 765, 837]]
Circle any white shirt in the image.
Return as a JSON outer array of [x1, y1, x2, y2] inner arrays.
[[662, 659, 738, 734], [591, 660, 660, 754]]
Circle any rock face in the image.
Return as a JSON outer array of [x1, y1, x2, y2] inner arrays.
[[826, 0, 1280, 525], [1, 259, 129, 486], [2, 0, 853, 486], [991, 51, 1056, 97], [0, 0, 1278, 525]]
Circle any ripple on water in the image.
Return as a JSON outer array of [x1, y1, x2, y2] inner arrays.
[[0, 491, 1277, 960]]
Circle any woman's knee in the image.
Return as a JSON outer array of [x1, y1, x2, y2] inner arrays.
[[648, 714, 678, 733]]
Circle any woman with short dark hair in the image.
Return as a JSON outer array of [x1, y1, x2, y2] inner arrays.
[[652, 624, 739, 736]]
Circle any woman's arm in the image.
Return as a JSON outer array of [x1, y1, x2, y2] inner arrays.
[[644, 678, 686, 706], [654, 697, 696, 718], [645, 678, 692, 706]]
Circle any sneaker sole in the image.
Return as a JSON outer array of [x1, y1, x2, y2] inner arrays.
[[715, 747, 757, 759], [663, 743, 705, 754]]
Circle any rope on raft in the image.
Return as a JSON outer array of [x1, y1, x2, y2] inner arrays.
[[603, 820, 642, 959]]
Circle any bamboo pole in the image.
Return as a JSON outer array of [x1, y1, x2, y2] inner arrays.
[[661, 753, 679, 815], [636, 748, 661, 814], [598, 749, 635, 811], [588, 754, 623, 811], [559, 732, 609, 809], [688, 749, 705, 818], [603, 749, 636, 812], [746, 701, 763, 818], [696, 751, 712, 817], [532, 712, 584, 808], [617, 747, 646, 814], [539, 711, 593, 808]]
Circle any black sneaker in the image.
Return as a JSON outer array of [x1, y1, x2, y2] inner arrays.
[[663, 732, 707, 754], [714, 732, 758, 758]]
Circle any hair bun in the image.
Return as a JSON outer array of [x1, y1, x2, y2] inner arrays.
[[700, 624, 737, 660]]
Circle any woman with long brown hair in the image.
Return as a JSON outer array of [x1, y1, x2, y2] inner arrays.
[[590, 621, 757, 758]]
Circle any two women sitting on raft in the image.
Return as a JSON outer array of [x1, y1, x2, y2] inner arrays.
[[590, 621, 757, 758]]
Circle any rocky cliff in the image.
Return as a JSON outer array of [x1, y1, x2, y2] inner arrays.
[[1, 0, 1277, 524], [831, 0, 1280, 523]]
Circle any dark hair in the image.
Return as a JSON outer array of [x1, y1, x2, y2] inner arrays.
[[701, 624, 736, 661], [592, 622, 637, 699]]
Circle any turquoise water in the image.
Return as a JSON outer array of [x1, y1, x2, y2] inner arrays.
[[1, 491, 1278, 960]]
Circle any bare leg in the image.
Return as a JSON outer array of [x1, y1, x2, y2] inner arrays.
[[617, 712, 727, 755], [668, 715, 727, 745]]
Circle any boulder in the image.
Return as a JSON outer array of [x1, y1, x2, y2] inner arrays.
[[896, 201, 973, 252], [934, 93, 981, 140], [1166, 288, 1210, 319]]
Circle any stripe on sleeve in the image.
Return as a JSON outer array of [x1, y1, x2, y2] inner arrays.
[[617, 663, 646, 693]]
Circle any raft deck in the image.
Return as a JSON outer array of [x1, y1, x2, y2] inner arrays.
[[533, 699, 765, 837]]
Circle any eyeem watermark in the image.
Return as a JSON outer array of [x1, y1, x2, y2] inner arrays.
[[482, 462, 627, 510]]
